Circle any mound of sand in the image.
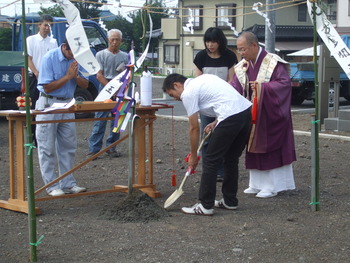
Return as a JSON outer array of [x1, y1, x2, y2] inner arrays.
[[99, 189, 170, 223]]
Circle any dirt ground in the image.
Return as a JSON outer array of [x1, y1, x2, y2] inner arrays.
[[0, 111, 350, 263]]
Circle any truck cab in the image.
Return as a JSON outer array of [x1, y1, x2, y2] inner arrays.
[[290, 62, 350, 106], [0, 15, 108, 114]]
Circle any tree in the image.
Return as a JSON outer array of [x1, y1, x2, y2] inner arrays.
[[39, 4, 64, 17], [129, 0, 169, 54], [0, 28, 12, 51], [146, 0, 168, 30], [39, 0, 107, 19], [74, 0, 107, 19]]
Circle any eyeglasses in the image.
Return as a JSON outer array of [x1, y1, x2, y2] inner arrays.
[[237, 45, 251, 54], [237, 46, 249, 54], [110, 38, 122, 42]]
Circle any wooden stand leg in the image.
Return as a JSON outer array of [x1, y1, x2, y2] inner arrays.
[[114, 109, 160, 198], [0, 117, 41, 214]]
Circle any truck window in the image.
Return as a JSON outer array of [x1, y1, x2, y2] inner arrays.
[[84, 26, 107, 52]]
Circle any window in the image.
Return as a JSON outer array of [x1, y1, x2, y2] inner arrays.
[[326, 0, 337, 22], [84, 26, 108, 51], [183, 5, 203, 30], [164, 44, 179, 64], [298, 3, 307, 22], [216, 4, 236, 29]]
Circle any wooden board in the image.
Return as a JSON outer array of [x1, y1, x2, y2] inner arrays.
[[73, 101, 117, 112]]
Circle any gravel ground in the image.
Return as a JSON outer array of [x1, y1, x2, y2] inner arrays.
[[0, 111, 350, 263]]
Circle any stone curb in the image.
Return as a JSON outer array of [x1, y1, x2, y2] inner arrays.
[[156, 114, 350, 141]]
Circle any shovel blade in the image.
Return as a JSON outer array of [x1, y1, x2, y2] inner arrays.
[[164, 168, 191, 209], [164, 189, 184, 208]]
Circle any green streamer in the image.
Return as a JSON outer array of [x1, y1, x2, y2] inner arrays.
[[29, 235, 44, 247], [24, 143, 36, 155]]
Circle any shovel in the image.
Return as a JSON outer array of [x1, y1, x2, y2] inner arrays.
[[164, 131, 211, 208]]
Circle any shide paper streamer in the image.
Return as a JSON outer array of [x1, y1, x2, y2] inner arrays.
[[253, 2, 272, 33]]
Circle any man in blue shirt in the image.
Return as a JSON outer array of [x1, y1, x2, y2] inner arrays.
[[36, 40, 88, 197]]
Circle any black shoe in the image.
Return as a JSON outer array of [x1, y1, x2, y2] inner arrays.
[[106, 150, 121, 158], [86, 152, 100, 160]]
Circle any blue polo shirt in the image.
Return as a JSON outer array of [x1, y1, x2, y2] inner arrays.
[[37, 44, 86, 98]]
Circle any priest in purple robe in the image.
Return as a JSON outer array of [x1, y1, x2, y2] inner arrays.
[[231, 32, 296, 198]]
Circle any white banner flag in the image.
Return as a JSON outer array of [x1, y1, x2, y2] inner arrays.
[[307, 1, 350, 79]]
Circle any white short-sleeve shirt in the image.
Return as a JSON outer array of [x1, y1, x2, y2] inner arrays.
[[27, 33, 58, 71], [181, 74, 252, 124]]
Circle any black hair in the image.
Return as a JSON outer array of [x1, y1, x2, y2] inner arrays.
[[162, 74, 187, 93], [63, 39, 71, 51], [39, 14, 54, 23], [203, 27, 228, 54]]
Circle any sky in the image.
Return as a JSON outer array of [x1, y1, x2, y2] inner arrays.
[[0, 0, 178, 17]]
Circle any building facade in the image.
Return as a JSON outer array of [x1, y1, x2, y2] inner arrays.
[[158, 0, 350, 76]]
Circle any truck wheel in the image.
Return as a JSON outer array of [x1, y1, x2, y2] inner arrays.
[[291, 95, 304, 105], [74, 87, 94, 119], [291, 88, 305, 105]]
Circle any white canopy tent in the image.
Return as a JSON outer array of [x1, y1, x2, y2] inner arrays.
[[287, 46, 320, 56]]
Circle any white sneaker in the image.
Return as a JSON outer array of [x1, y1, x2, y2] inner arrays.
[[48, 189, 65, 197], [256, 191, 277, 198], [181, 203, 214, 216], [63, 185, 87, 194], [214, 199, 238, 210], [243, 187, 260, 194]]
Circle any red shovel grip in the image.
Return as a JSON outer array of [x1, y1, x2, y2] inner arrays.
[[185, 153, 201, 162]]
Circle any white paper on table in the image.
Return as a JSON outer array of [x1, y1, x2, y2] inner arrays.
[[42, 98, 76, 112]]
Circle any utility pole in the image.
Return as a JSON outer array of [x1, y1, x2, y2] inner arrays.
[[265, 0, 276, 53]]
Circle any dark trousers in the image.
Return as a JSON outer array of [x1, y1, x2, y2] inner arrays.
[[200, 114, 224, 176], [29, 74, 38, 145], [199, 107, 252, 209], [29, 74, 39, 109]]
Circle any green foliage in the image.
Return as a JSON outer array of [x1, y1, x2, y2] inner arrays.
[[147, 0, 169, 30], [39, 5, 65, 17], [131, 0, 168, 53], [0, 28, 12, 51], [74, 0, 107, 19], [39, 0, 107, 19]]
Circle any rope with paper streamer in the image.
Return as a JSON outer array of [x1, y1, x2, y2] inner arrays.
[[252, 2, 272, 33]]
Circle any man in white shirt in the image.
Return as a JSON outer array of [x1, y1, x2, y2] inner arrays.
[[27, 14, 58, 108], [26, 14, 58, 145], [162, 73, 252, 216]]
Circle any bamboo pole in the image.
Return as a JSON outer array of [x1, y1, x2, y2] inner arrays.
[[310, 0, 320, 211], [21, 0, 38, 260]]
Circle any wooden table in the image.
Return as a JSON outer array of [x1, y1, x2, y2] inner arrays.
[[0, 102, 173, 214]]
